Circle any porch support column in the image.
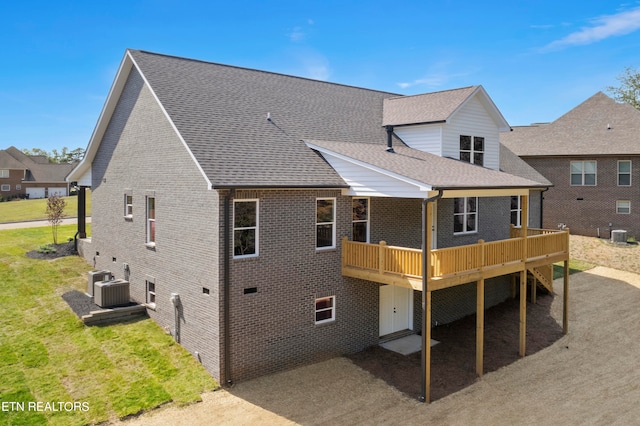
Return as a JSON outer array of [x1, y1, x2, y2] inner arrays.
[[563, 259, 569, 334], [519, 269, 527, 357], [421, 193, 440, 404], [421, 200, 433, 403], [77, 186, 87, 239], [476, 278, 485, 376]]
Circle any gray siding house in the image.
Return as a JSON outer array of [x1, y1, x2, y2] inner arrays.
[[68, 50, 564, 396]]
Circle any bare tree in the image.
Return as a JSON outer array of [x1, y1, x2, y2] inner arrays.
[[606, 66, 640, 110], [46, 195, 66, 245]]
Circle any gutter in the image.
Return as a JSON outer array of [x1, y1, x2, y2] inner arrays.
[[421, 189, 443, 403], [223, 188, 235, 386]]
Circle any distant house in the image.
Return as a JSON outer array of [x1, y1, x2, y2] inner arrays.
[[501, 92, 640, 239], [0, 146, 74, 200], [67, 49, 569, 401]]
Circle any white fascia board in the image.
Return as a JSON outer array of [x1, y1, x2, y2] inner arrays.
[[128, 52, 212, 190], [305, 142, 432, 197]]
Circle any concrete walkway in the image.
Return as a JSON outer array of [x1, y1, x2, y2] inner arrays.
[[0, 217, 91, 230]]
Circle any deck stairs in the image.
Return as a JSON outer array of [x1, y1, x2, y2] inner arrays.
[[527, 264, 554, 293]]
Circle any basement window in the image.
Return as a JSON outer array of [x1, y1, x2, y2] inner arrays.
[[315, 296, 335, 325], [616, 200, 631, 215]]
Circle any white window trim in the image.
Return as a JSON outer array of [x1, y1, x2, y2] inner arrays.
[[233, 198, 259, 259], [618, 160, 632, 187], [454, 197, 478, 235], [0, 184, 9, 192], [616, 200, 631, 215], [316, 197, 336, 250], [315, 296, 336, 325], [460, 135, 485, 166], [146, 278, 156, 309], [570, 161, 597, 186], [124, 192, 133, 219], [511, 196, 522, 227], [146, 196, 156, 247], [352, 197, 370, 243], [0, 170, 9, 178]]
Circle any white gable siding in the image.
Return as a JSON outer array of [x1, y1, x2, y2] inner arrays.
[[442, 97, 500, 170], [394, 124, 443, 156], [322, 154, 430, 198]]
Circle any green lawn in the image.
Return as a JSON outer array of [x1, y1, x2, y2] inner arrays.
[[0, 225, 218, 425], [553, 259, 595, 280], [0, 194, 92, 223]]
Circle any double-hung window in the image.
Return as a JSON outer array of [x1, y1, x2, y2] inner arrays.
[[146, 197, 156, 246], [124, 193, 133, 218], [316, 198, 336, 249], [571, 161, 596, 186], [146, 277, 156, 308], [617, 200, 631, 214], [510, 196, 522, 227], [234, 199, 259, 258], [0, 170, 9, 178], [315, 296, 335, 324], [618, 160, 632, 186], [460, 135, 484, 166], [352, 197, 369, 243], [454, 197, 478, 234]]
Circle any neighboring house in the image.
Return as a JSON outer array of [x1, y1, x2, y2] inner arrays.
[[67, 50, 569, 400], [501, 92, 640, 239], [0, 146, 74, 200]]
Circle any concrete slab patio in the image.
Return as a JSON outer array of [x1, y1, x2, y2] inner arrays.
[[114, 266, 640, 425]]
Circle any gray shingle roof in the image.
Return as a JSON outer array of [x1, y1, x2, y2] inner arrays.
[[499, 144, 552, 186], [382, 86, 478, 126], [306, 140, 549, 190], [0, 146, 74, 182], [501, 92, 640, 156], [129, 50, 402, 188]]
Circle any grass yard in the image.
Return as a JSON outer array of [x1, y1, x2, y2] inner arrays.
[[0, 194, 92, 223], [0, 225, 217, 425]]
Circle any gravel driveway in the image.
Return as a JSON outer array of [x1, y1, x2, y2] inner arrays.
[[115, 265, 640, 425]]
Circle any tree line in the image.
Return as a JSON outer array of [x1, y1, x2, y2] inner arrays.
[[21, 147, 85, 164]]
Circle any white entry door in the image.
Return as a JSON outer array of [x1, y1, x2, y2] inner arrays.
[[379, 285, 413, 337]]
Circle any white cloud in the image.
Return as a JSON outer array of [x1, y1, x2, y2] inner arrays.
[[288, 26, 305, 42], [542, 7, 640, 51], [397, 62, 474, 89]]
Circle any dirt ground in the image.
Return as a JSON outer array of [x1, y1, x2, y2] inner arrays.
[[112, 235, 640, 425]]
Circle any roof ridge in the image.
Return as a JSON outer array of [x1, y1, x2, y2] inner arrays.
[[385, 85, 478, 101], [129, 49, 402, 97]]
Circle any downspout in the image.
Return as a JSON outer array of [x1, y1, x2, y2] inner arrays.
[[223, 188, 235, 386], [540, 187, 549, 228], [421, 189, 443, 403]]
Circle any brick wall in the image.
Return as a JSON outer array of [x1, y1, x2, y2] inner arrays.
[[0, 169, 24, 199], [89, 68, 223, 381], [222, 190, 378, 382], [525, 156, 640, 238]]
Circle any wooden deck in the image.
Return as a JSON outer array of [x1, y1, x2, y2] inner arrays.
[[341, 227, 569, 292]]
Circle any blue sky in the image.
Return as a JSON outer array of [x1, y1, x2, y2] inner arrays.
[[2, 0, 640, 153]]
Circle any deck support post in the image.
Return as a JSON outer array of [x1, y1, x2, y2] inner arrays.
[[421, 191, 441, 404], [476, 278, 485, 376], [519, 269, 527, 357], [563, 259, 569, 334]]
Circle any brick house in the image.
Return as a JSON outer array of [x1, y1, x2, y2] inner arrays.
[[67, 50, 569, 400], [501, 92, 640, 239], [0, 146, 74, 200]]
